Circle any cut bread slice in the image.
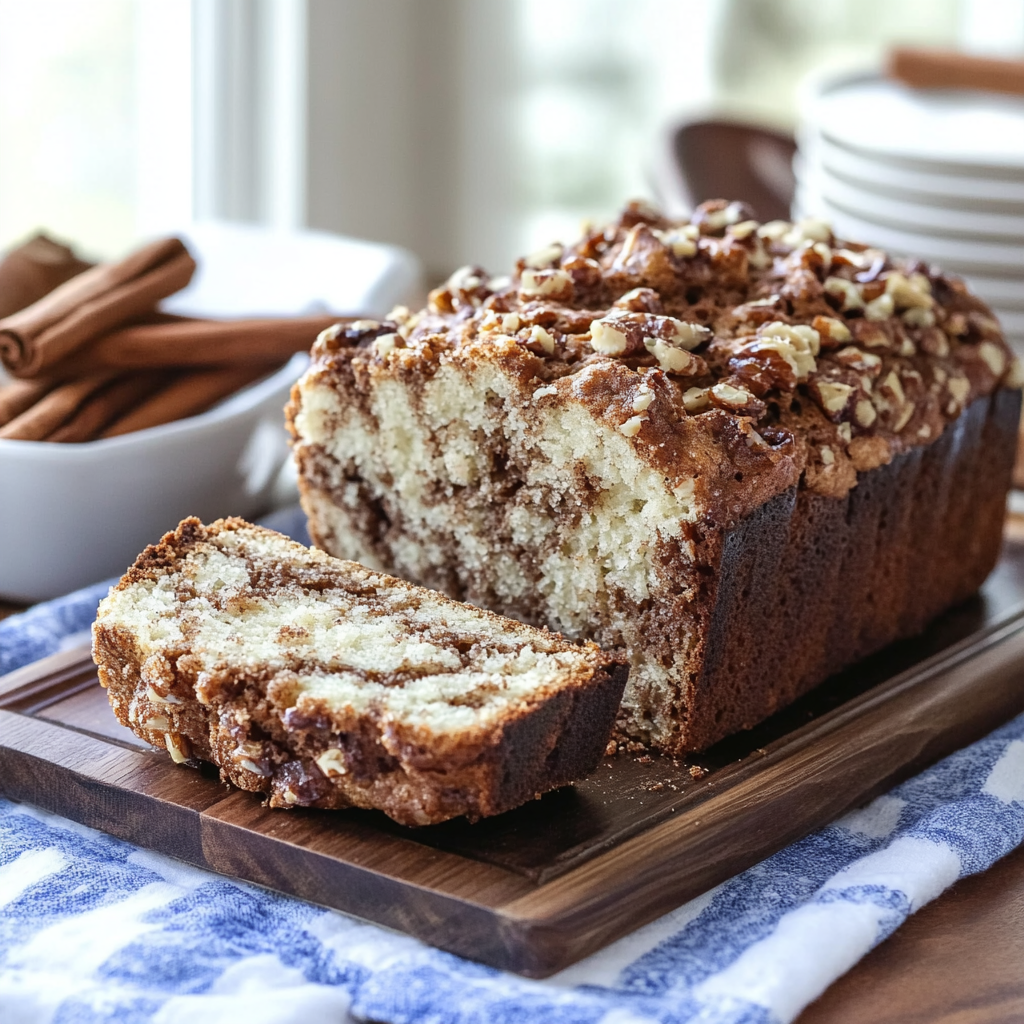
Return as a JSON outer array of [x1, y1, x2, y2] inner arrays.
[[92, 517, 627, 826]]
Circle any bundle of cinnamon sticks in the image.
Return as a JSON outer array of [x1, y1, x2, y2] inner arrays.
[[0, 234, 345, 442]]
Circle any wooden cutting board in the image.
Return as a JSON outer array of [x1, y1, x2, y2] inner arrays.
[[4, 532, 1024, 978]]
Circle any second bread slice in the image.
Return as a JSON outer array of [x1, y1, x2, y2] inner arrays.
[[92, 517, 627, 826]]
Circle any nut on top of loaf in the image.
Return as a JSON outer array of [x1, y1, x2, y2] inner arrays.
[[299, 199, 1021, 517]]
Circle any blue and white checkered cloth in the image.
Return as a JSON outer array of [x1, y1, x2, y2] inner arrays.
[[2, 510, 1023, 1023]]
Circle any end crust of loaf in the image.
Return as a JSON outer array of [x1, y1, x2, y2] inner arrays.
[[92, 516, 627, 826]]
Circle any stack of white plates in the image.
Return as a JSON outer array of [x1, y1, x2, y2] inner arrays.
[[795, 71, 1024, 353]]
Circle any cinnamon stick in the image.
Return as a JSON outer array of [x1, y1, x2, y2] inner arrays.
[[0, 236, 196, 378], [0, 374, 115, 441], [0, 379, 54, 427], [100, 364, 277, 438], [0, 234, 92, 319], [46, 372, 168, 443], [888, 47, 1024, 97], [58, 314, 343, 376]]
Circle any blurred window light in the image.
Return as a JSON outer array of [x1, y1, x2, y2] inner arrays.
[[708, 0, 962, 131], [2, 0, 1013, 281], [0, 0, 190, 260], [961, 0, 1024, 56], [507, 0, 715, 262]]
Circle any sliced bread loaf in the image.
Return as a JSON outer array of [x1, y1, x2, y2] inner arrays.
[[92, 517, 627, 825]]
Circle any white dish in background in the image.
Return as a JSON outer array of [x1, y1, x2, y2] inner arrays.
[[164, 221, 422, 319], [801, 134, 1024, 208], [798, 162, 1024, 240], [805, 71, 1024, 172], [794, 186, 1024, 272], [0, 223, 422, 602]]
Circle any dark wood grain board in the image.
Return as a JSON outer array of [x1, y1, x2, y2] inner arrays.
[[3, 533, 1024, 977]]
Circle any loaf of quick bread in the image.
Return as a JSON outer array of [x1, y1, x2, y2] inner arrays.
[[287, 200, 1022, 755], [92, 517, 627, 825]]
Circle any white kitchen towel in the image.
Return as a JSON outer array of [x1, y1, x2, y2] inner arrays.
[[2, 554, 1023, 1023]]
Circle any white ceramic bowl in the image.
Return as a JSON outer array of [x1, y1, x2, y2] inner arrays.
[[0, 356, 306, 602], [0, 222, 422, 602]]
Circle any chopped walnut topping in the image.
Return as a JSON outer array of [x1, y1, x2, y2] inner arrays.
[[146, 685, 181, 706], [632, 382, 655, 413], [589, 313, 709, 366], [590, 318, 629, 355], [238, 757, 272, 777], [447, 267, 483, 292], [978, 341, 1007, 377], [757, 220, 791, 242], [813, 315, 852, 346], [619, 415, 645, 437], [683, 386, 711, 413], [670, 321, 712, 350], [855, 398, 877, 427], [893, 401, 916, 432], [947, 376, 970, 406], [710, 382, 763, 414], [833, 347, 882, 375], [816, 381, 854, 416], [520, 267, 573, 300], [349, 318, 382, 333], [946, 312, 969, 336], [864, 293, 895, 321], [372, 333, 400, 357], [697, 200, 750, 233], [165, 732, 192, 763], [527, 325, 556, 355], [652, 224, 699, 257], [757, 321, 819, 380], [316, 748, 348, 777], [879, 370, 905, 407], [824, 276, 864, 312], [317, 323, 344, 345], [646, 338, 704, 375], [919, 327, 950, 357], [523, 242, 563, 270], [782, 218, 832, 247], [347, 199, 1014, 511], [902, 307, 936, 328], [728, 219, 760, 240], [1006, 357, 1024, 388], [614, 287, 663, 313], [885, 271, 933, 311]]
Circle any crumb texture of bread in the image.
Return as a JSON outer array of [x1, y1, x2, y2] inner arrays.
[[92, 517, 626, 826], [288, 201, 1022, 753]]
